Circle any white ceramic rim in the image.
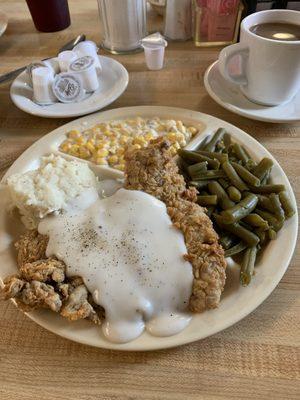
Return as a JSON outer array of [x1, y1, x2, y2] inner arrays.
[[0, 106, 298, 351], [241, 9, 300, 45], [10, 56, 129, 118], [0, 10, 8, 37], [204, 61, 300, 123]]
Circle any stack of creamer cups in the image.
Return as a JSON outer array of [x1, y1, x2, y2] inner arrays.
[[28, 41, 102, 105]]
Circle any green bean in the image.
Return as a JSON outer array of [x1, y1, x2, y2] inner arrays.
[[220, 194, 258, 224], [231, 161, 260, 187], [250, 184, 286, 194], [187, 162, 207, 177], [223, 132, 231, 149], [279, 191, 295, 218], [233, 143, 250, 164], [261, 169, 271, 185], [214, 214, 260, 246], [192, 170, 226, 180], [240, 246, 257, 286], [256, 229, 267, 245], [221, 161, 249, 191], [200, 190, 209, 196], [206, 206, 215, 217], [269, 193, 285, 220], [268, 229, 277, 240], [255, 209, 284, 232], [225, 241, 247, 257], [252, 158, 273, 181], [189, 180, 210, 189], [208, 181, 235, 210], [239, 220, 253, 231], [178, 149, 220, 169], [256, 194, 274, 212], [197, 195, 218, 206], [195, 135, 210, 150], [218, 178, 230, 189], [195, 150, 228, 163], [245, 159, 257, 171], [242, 145, 252, 160], [243, 213, 269, 231], [227, 186, 242, 202], [204, 128, 226, 152], [219, 234, 237, 250], [216, 141, 226, 152]]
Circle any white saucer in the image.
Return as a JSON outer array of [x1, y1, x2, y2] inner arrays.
[[10, 56, 129, 118], [204, 60, 300, 123]]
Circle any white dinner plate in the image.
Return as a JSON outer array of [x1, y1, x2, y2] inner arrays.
[[0, 10, 8, 37], [0, 106, 297, 351], [204, 61, 300, 123], [10, 56, 129, 118]]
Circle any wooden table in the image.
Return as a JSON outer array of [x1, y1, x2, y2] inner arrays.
[[0, 1, 299, 399]]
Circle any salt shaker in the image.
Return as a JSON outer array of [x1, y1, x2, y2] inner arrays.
[[164, 0, 192, 41]]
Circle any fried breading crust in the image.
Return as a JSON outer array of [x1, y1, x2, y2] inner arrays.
[[3, 231, 103, 324], [124, 138, 226, 311], [15, 230, 49, 267]]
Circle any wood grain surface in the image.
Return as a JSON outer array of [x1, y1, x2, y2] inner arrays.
[[0, 1, 299, 399]]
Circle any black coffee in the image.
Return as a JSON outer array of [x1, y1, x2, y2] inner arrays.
[[250, 22, 300, 41]]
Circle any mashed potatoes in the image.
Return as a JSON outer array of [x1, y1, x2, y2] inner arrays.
[[7, 155, 98, 229]]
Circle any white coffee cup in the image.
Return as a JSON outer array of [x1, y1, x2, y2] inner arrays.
[[218, 10, 300, 106]]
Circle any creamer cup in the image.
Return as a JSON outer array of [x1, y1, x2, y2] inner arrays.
[[69, 56, 99, 92]]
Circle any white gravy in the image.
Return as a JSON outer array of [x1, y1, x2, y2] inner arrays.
[[38, 188, 193, 343]]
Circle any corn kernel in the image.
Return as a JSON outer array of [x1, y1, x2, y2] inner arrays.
[[110, 139, 118, 146], [97, 149, 109, 157], [96, 157, 108, 165], [166, 132, 178, 141], [108, 155, 119, 164], [109, 146, 117, 154], [133, 136, 147, 145], [176, 121, 184, 131], [174, 132, 185, 141], [144, 132, 154, 141], [116, 147, 125, 156], [119, 136, 130, 144], [96, 123, 107, 130], [129, 144, 141, 151], [79, 148, 90, 159], [95, 142, 105, 150], [188, 127, 197, 135], [156, 125, 165, 132], [68, 129, 81, 139], [70, 144, 80, 152], [86, 142, 95, 152], [75, 137, 85, 145], [60, 142, 72, 152], [115, 164, 125, 171]]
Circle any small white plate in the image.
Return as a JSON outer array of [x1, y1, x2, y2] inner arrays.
[[10, 56, 129, 118], [204, 60, 300, 123], [0, 10, 8, 37], [0, 106, 297, 351]]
